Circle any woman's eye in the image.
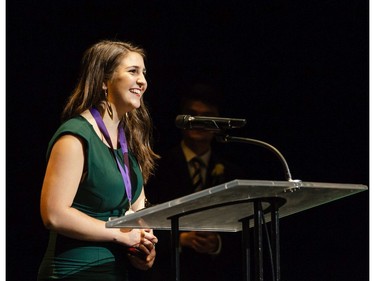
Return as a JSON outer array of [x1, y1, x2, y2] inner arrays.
[[127, 68, 146, 76]]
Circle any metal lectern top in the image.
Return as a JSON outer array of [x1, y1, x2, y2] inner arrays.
[[105, 179, 367, 232]]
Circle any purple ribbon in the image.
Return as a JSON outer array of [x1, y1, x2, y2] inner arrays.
[[89, 107, 132, 207]]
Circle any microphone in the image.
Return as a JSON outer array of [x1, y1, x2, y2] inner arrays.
[[175, 115, 247, 131]]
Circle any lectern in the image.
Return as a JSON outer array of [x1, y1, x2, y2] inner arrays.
[[106, 179, 367, 281]]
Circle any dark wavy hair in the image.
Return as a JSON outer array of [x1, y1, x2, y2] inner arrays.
[[61, 40, 159, 183]]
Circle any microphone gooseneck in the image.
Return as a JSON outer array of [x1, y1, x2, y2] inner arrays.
[[175, 114, 299, 182], [216, 135, 299, 183]]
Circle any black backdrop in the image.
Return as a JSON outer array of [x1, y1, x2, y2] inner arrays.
[[6, 1, 369, 280]]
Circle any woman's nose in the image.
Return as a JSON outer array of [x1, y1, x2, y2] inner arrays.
[[137, 74, 147, 86]]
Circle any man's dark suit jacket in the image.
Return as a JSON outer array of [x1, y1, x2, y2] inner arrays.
[[144, 144, 245, 281]]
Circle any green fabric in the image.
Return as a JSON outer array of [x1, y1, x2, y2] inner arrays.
[[38, 116, 143, 280]]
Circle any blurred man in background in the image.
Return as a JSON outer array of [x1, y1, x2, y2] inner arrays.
[[145, 83, 245, 281]]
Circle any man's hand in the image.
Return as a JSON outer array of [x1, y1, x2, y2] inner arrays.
[[180, 231, 220, 254]]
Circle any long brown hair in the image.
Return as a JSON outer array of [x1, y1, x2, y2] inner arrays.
[[62, 40, 159, 183]]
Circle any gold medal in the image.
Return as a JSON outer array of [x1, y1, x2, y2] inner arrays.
[[125, 208, 134, 215], [125, 201, 134, 215]]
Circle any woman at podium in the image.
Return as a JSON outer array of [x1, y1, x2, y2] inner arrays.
[[37, 40, 159, 280]]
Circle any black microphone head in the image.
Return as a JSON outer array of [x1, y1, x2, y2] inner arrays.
[[175, 114, 246, 131], [175, 115, 191, 129]]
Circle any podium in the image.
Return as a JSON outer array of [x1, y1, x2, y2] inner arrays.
[[106, 179, 367, 281]]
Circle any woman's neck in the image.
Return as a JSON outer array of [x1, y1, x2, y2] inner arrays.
[[102, 111, 121, 129], [102, 110, 122, 146]]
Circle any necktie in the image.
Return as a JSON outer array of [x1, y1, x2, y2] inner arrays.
[[190, 157, 205, 192]]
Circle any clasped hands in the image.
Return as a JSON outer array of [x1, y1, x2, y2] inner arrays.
[[180, 231, 220, 254], [121, 228, 158, 270]]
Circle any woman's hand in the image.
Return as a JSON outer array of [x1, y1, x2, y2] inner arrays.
[[119, 228, 158, 248], [127, 232, 157, 270]]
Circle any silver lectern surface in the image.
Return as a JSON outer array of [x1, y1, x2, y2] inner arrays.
[[105, 179, 367, 232]]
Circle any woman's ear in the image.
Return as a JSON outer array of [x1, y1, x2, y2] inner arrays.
[[102, 82, 108, 90]]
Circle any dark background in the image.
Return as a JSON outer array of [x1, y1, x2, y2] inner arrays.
[[6, 1, 369, 280]]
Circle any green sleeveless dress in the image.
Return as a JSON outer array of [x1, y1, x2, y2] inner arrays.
[[37, 116, 143, 280]]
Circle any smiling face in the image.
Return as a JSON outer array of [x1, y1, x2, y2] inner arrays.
[[105, 51, 147, 115]]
